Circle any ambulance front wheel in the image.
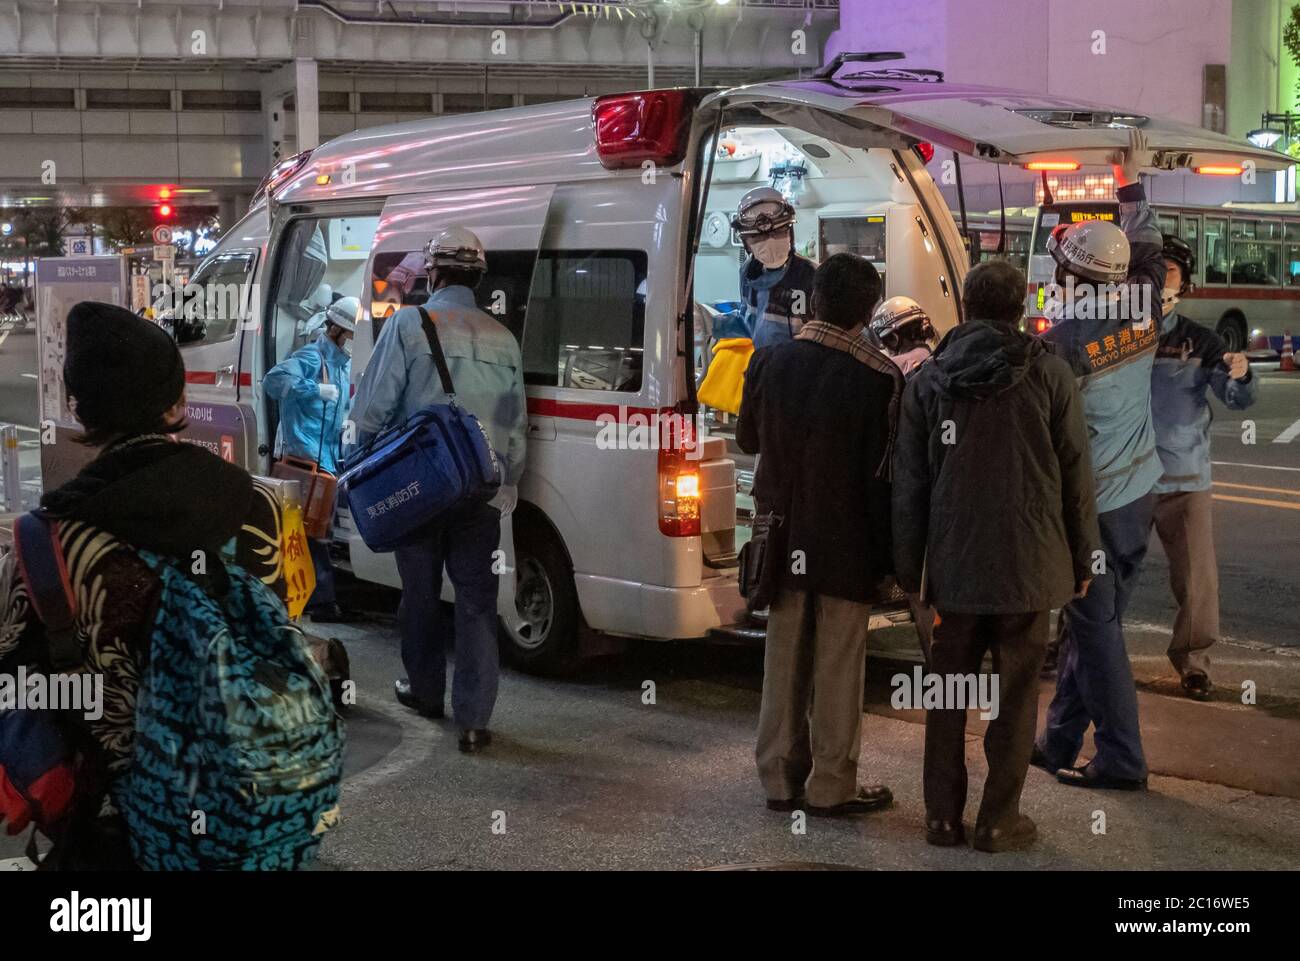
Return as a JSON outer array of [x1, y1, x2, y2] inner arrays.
[[499, 511, 581, 676]]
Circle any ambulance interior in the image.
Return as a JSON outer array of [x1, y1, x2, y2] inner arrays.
[[691, 120, 961, 548], [692, 124, 960, 380]]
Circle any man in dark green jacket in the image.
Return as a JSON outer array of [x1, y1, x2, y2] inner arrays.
[[892, 260, 1099, 853]]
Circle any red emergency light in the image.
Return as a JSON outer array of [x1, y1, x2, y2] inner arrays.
[[1195, 164, 1243, 176], [593, 90, 699, 170], [1025, 160, 1081, 172], [913, 141, 935, 164]]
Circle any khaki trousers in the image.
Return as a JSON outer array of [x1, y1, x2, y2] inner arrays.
[[1152, 490, 1219, 679], [755, 586, 871, 808]]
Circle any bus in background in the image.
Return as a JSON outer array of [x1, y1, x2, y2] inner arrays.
[[1027, 199, 1300, 357], [953, 209, 1034, 275]]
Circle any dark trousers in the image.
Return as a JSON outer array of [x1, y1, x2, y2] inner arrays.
[[306, 539, 336, 611], [1038, 493, 1154, 781], [393, 501, 502, 730], [924, 610, 1049, 832]]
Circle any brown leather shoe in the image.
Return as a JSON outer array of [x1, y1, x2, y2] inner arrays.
[[925, 818, 966, 847], [807, 784, 893, 817], [973, 814, 1037, 853]]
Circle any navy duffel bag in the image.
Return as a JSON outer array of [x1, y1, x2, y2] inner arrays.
[[339, 307, 501, 552]]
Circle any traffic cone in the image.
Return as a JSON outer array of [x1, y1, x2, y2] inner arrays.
[[1282, 331, 1297, 372]]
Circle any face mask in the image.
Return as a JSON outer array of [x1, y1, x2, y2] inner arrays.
[[341, 337, 353, 357], [750, 235, 791, 270], [1161, 287, 1181, 315]]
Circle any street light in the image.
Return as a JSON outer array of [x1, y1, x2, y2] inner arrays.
[[1248, 112, 1299, 150], [1247, 127, 1284, 149]]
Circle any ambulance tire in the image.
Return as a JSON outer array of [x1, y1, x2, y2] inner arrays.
[[499, 512, 582, 676], [1217, 311, 1247, 353]]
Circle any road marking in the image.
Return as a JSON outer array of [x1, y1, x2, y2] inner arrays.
[[1212, 461, 1300, 472], [0, 330, 10, 350], [1212, 493, 1300, 511], [1212, 481, 1300, 497], [1275, 417, 1300, 444], [19, 373, 35, 380]]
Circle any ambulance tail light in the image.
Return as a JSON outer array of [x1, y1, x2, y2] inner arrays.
[[913, 141, 935, 164], [249, 149, 314, 210], [593, 90, 696, 170], [658, 412, 701, 537], [1034, 317, 1052, 335]]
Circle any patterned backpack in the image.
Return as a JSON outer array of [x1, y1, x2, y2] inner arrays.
[[115, 549, 343, 870]]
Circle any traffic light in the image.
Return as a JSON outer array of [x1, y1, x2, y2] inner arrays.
[[157, 203, 172, 219]]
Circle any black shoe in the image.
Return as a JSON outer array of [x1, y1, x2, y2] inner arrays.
[[308, 603, 367, 624], [458, 729, 492, 754], [1029, 745, 1056, 774], [973, 814, 1037, 853], [394, 678, 444, 719], [807, 784, 893, 818], [766, 796, 806, 812], [925, 818, 966, 847], [1056, 765, 1147, 792], [1181, 674, 1214, 702]]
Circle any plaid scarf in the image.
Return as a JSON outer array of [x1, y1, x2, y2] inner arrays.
[[795, 320, 905, 480]]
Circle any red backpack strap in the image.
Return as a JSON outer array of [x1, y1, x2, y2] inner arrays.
[[12, 511, 80, 671]]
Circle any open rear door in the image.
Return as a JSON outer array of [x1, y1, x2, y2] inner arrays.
[[349, 183, 556, 632], [756, 74, 1292, 175]]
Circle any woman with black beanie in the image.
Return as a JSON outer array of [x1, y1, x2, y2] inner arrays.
[[0, 301, 286, 869]]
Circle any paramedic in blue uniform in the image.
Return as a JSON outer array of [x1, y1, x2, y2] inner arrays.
[[263, 296, 359, 623], [350, 226, 527, 754], [733, 186, 816, 349], [1032, 129, 1166, 791], [1149, 234, 1258, 700]]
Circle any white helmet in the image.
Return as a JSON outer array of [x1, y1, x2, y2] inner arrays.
[[1047, 219, 1130, 284], [309, 282, 333, 312], [732, 186, 796, 236], [424, 225, 487, 273], [870, 296, 936, 351], [324, 295, 361, 333]]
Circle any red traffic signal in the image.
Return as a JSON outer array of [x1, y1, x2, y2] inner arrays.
[[157, 204, 172, 218]]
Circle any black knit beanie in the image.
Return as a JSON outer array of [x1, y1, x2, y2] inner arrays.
[[63, 301, 186, 438]]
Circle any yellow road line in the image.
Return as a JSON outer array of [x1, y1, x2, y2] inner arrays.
[[1212, 481, 1300, 497], [1212, 493, 1300, 511]]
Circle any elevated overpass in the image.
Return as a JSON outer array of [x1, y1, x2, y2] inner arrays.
[[0, 0, 839, 226]]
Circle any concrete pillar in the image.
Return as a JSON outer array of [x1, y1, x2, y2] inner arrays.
[[294, 58, 320, 153], [265, 93, 287, 168]]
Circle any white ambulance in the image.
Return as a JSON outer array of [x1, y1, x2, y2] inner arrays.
[[173, 53, 1283, 672]]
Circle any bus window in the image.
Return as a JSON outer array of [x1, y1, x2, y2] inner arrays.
[[1285, 222, 1300, 285], [1156, 213, 1179, 237], [1229, 219, 1281, 286], [1204, 217, 1228, 284], [1179, 215, 1201, 286]]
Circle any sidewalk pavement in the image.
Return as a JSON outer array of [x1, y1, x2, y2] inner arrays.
[[306, 615, 1300, 871]]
